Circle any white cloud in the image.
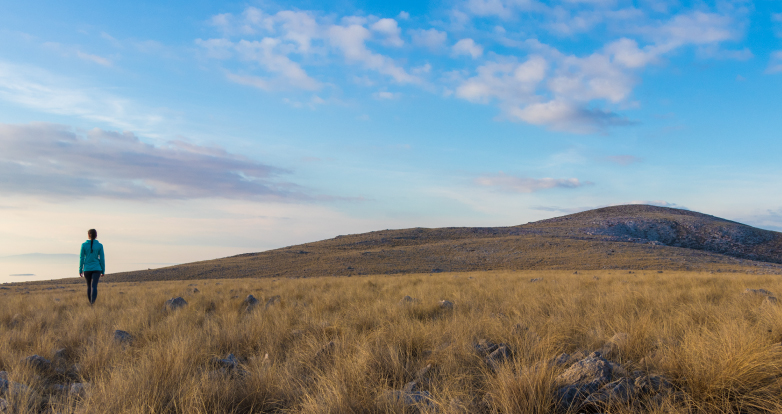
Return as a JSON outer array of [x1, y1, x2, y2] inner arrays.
[[200, 8, 419, 88], [456, 56, 547, 105], [371, 18, 404, 47], [195, 38, 233, 59], [410, 28, 448, 49], [463, 0, 543, 19], [398, 11, 410, 20], [475, 172, 592, 193], [373, 91, 400, 100], [275, 10, 321, 53], [453, 38, 483, 58], [225, 72, 271, 90], [235, 38, 322, 90], [648, 11, 740, 50], [328, 24, 418, 83], [767, 51, 782, 74], [75, 51, 112, 66]]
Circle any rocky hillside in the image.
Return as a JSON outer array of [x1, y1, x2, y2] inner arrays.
[[526, 205, 782, 263], [106, 205, 782, 282]]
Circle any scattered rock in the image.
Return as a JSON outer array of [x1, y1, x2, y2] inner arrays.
[[53, 348, 69, 360], [552, 353, 572, 366], [0, 398, 7, 413], [243, 294, 259, 311], [69, 382, 90, 398], [438, 300, 454, 310], [486, 345, 512, 371], [188, 287, 200, 294], [582, 377, 636, 408], [114, 330, 134, 344], [399, 295, 419, 304], [530, 278, 543, 282], [593, 276, 600, 281], [744, 288, 774, 296], [23, 355, 52, 373], [215, 354, 240, 371], [765, 296, 779, 305], [634, 374, 673, 396], [474, 339, 499, 356], [555, 352, 614, 410], [265, 295, 281, 308], [164, 297, 188, 310]]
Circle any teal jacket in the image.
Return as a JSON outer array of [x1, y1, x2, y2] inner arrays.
[[79, 239, 105, 274]]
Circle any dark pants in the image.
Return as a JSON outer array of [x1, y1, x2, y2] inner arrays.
[[84, 271, 101, 304]]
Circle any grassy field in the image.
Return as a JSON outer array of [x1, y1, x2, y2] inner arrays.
[[4, 270, 782, 413]]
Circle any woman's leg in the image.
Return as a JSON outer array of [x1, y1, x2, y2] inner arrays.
[[84, 272, 94, 303], [90, 273, 100, 304]]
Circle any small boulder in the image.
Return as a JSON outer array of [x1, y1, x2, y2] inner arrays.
[[243, 295, 259, 311], [555, 352, 614, 410], [69, 382, 90, 398], [438, 300, 454, 310], [114, 330, 134, 344], [215, 354, 240, 371], [486, 345, 512, 371], [23, 355, 52, 373], [53, 348, 69, 360], [265, 295, 281, 309], [164, 297, 188, 310], [634, 374, 672, 396], [474, 339, 499, 355], [399, 295, 419, 304], [582, 377, 636, 408], [0, 398, 7, 413], [530, 278, 543, 282], [744, 288, 773, 296], [188, 287, 200, 294]]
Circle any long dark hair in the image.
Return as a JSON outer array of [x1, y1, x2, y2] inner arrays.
[[88, 229, 97, 252]]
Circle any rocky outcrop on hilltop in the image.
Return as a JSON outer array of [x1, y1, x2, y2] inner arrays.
[[570, 206, 782, 263]]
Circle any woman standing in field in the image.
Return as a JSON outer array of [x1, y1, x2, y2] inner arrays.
[[79, 229, 105, 305]]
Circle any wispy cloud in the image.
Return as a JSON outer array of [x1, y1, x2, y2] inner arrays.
[[767, 51, 782, 74], [475, 172, 593, 193], [0, 61, 162, 132], [0, 123, 304, 200]]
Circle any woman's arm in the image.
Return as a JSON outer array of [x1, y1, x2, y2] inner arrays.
[[79, 244, 85, 276], [100, 246, 106, 275]]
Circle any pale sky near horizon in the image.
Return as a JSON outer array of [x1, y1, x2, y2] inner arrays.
[[1, 0, 781, 283]]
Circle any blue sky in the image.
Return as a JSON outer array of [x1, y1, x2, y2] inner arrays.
[[1, 0, 781, 281]]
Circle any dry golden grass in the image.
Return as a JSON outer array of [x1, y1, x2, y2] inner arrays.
[[4, 270, 782, 413]]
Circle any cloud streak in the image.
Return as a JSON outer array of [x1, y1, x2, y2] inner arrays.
[[475, 172, 592, 193], [0, 123, 303, 200]]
